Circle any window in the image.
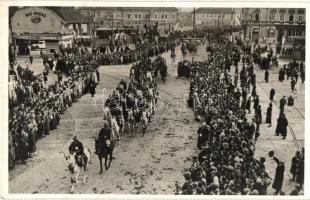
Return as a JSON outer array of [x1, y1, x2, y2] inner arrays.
[[298, 15, 304, 22], [135, 14, 138, 18], [280, 13, 284, 21], [100, 20, 103, 25], [289, 15, 294, 22], [211, 14, 212, 17], [165, 14, 167, 19], [270, 12, 275, 21], [154, 14, 157, 19], [255, 12, 260, 21], [172, 15, 174, 19], [162, 14, 164, 19], [127, 14, 131, 19], [50, 49, 56, 53], [203, 14, 204, 18], [139, 14, 141, 19]]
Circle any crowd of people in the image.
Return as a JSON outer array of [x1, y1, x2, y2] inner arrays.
[[175, 33, 304, 195], [9, 31, 176, 169], [8, 48, 100, 168]]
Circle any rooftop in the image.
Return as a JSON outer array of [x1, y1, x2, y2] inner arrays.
[[193, 8, 235, 14], [78, 7, 178, 12]]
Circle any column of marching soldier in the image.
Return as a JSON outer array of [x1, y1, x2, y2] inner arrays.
[[8, 35, 178, 169]]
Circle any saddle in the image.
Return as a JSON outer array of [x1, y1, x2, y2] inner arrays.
[[75, 154, 86, 167]]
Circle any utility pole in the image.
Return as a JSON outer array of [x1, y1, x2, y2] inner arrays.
[[269, 9, 272, 50], [112, 10, 114, 41], [193, 7, 195, 37], [258, 10, 261, 46], [250, 11, 253, 48], [79, 9, 82, 46], [231, 8, 233, 42], [149, 9, 151, 29], [93, 9, 96, 48]]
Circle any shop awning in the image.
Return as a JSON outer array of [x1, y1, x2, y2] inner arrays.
[[13, 33, 74, 41]]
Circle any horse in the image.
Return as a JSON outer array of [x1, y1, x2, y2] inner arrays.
[[64, 148, 91, 193], [103, 106, 111, 124], [110, 116, 120, 141], [116, 114, 125, 138], [127, 109, 135, 134], [95, 139, 114, 174], [141, 110, 148, 135]]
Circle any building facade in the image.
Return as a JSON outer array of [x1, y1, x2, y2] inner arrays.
[[178, 12, 193, 31], [241, 8, 305, 57], [193, 8, 241, 29], [79, 7, 178, 38], [10, 7, 87, 53]]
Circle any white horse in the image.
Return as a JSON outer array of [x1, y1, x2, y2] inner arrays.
[[103, 106, 111, 124], [146, 71, 153, 82], [111, 116, 120, 141], [141, 110, 148, 135], [127, 109, 135, 134], [64, 148, 91, 193]]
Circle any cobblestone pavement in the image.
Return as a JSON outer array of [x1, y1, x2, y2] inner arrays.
[[9, 44, 304, 194]]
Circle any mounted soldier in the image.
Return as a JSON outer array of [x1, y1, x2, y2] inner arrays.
[[68, 136, 87, 167]]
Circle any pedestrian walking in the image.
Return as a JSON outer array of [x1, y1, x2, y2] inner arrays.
[[279, 96, 287, 112], [89, 78, 97, 97], [296, 148, 304, 188], [29, 54, 33, 65], [264, 70, 269, 83], [269, 152, 285, 195], [269, 88, 275, 102], [291, 78, 296, 93], [275, 113, 288, 139], [266, 103, 272, 127], [290, 151, 300, 181]]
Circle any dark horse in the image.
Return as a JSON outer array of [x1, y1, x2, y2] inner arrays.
[[95, 139, 114, 174]]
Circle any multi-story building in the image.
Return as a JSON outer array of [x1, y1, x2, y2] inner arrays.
[[79, 7, 178, 39], [193, 8, 241, 29], [241, 8, 305, 58], [178, 11, 193, 31], [10, 7, 77, 54]]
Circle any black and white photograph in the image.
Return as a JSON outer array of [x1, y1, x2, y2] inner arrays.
[[2, 2, 308, 198]]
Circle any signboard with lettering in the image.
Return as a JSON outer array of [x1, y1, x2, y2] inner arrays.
[[31, 16, 41, 24], [25, 11, 47, 24], [11, 7, 71, 35]]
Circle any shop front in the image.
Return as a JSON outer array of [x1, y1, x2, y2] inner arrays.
[[11, 7, 74, 55]]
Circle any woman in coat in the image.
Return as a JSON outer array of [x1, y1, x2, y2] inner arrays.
[[275, 113, 288, 139], [269, 88, 275, 102], [266, 103, 272, 127], [272, 157, 285, 195]]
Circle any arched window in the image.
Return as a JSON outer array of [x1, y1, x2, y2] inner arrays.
[[270, 10, 276, 21], [255, 12, 260, 22]]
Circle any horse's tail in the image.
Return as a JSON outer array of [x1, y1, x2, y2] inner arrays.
[[85, 148, 92, 164]]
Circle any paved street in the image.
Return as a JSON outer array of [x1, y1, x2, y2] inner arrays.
[[9, 44, 304, 194]]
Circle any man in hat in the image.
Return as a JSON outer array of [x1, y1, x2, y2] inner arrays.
[[290, 151, 300, 181], [266, 103, 272, 127], [68, 136, 86, 166], [279, 96, 287, 112], [197, 122, 209, 150], [264, 70, 269, 83], [269, 151, 285, 195]]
